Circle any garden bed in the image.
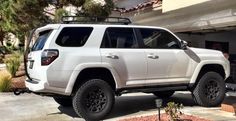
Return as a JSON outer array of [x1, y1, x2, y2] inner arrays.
[[119, 113, 211, 121], [11, 76, 26, 89]]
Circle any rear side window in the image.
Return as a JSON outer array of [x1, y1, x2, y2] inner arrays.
[[31, 30, 52, 51], [56, 27, 93, 47], [101, 27, 138, 48]]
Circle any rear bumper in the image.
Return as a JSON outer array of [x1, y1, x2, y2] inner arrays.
[[25, 79, 69, 96], [25, 79, 48, 92]]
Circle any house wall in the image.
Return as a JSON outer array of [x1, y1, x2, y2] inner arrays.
[[118, 0, 236, 32], [205, 30, 236, 54], [162, 0, 210, 13], [176, 33, 204, 48], [177, 30, 236, 54]]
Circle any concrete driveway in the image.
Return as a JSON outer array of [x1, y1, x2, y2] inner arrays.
[[0, 92, 235, 121]]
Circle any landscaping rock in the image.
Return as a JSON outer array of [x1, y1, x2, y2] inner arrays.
[[15, 70, 25, 77], [11, 76, 26, 89]]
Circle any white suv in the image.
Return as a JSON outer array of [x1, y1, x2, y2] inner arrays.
[[24, 17, 230, 121]]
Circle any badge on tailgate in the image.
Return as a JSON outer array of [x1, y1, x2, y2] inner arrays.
[[29, 60, 34, 69]]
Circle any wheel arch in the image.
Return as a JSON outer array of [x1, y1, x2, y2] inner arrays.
[[67, 67, 118, 95], [189, 63, 226, 89]]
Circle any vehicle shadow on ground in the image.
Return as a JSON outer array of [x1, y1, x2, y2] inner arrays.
[[57, 106, 78, 117], [105, 92, 197, 119], [57, 92, 197, 119]]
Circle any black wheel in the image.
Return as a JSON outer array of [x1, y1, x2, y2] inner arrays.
[[53, 97, 72, 107], [153, 91, 175, 98], [193, 72, 225, 107], [72, 79, 114, 121]]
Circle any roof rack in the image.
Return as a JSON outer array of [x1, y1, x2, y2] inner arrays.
[[61, 16, 132, 25]]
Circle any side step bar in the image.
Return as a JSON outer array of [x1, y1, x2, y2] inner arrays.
[[226, 83, 236, 92], [13, 88, 31, 95]]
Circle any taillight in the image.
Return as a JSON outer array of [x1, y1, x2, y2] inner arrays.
[[41, 49, 59, 66]]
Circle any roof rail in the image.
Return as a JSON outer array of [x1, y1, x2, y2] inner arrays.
[[61, 16, 132, 25]]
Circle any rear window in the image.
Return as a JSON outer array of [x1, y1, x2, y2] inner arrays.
[[55, 27, 93, 47], [31, 30, 52, 51]]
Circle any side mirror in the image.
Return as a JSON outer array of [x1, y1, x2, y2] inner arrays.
[[181, 40, 188, 49]]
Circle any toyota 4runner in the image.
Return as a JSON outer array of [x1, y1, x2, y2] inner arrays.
[[24, 16, 230, 121]]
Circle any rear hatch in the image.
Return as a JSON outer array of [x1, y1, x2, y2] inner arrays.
[[26, 29, 54, 81]]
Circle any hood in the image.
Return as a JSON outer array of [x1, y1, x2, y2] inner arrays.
[[189, 47, 223, 55], [188, 47, 225, 61]]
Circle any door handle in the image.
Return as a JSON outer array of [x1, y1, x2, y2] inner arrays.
[[106, 54, 119, 59], [147, 54, 159, 59]]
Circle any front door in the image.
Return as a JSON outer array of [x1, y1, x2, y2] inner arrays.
[[137, 28, 190, 85]]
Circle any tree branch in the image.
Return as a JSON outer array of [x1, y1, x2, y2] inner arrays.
[[43, 10, 55, 16]]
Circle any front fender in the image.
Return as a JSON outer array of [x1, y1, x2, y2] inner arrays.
[[189, 60, 230, 85]]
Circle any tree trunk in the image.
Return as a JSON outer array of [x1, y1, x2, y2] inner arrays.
[[24, 34, 28, 51], [0, 29, 4, 46]]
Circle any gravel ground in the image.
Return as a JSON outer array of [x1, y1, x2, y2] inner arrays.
[[119, 113, 211, 121], [0, 92, 236, 121]]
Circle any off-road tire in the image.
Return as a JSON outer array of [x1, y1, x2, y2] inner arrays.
[[193, 72, 225, 107], [53, 97, 72, 107], [72, 79, 114, 121], [153, 91, 175, 98]]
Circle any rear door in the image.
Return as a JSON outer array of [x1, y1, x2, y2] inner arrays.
[[100, 27, 147, 87]]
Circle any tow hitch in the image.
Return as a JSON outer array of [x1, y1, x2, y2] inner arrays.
[[13, 88, 31, 95]]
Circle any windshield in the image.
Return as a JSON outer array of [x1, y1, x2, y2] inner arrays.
[[31, 30, 53, 51]]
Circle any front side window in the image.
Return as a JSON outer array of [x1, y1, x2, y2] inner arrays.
[[101, 27, 138, 48], [56, 27, 93, 47], [139, 28, 180, 49], [31, 30, 52, 51]]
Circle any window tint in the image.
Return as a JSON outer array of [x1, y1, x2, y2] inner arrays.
[[139, 28, 180, 49], [31, 30, 52, 51], [56, 27, 93, 47], [101, 27, 137, 48]]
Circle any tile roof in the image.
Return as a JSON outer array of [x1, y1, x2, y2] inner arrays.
[[114, 0, 162, 13]]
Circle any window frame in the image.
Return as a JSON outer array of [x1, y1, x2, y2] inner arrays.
[[100, 27, 140, 49], [135, 28, 182, 49]]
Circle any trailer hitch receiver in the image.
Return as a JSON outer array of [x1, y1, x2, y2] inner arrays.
[[13, 88, 31, 95]]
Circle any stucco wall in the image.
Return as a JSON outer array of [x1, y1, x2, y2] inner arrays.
[[162, 0, 210, 13]]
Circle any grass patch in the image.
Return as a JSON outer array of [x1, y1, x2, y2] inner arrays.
[[0, 71, 12, 92], [4, 52, 21, 77]]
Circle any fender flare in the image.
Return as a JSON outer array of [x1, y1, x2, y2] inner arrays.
[[189, 60, 229, 85], [64, 63, 121, 95]]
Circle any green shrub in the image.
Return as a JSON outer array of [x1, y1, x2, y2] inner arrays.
[[0, 71, 12, 92], [4, 52, 21, 77], [164, 102, 183, 121]]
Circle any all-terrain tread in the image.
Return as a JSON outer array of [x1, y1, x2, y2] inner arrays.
[[72, 79, 114, 121], [193, 72, 225, 107]]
